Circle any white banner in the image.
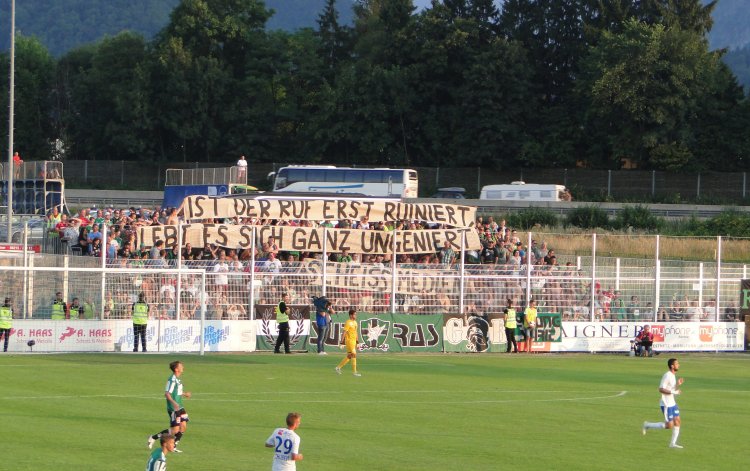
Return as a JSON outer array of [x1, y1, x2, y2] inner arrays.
[[529, 322, 745, 353], [182, 196, 476, 227], [137, 223, 482, 253], [5, 320, 257, 353]]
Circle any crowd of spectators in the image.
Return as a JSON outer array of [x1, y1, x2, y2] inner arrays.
[[41, 206, 737, 322]]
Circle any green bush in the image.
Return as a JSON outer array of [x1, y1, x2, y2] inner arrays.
[[703, 209, 750, 237], [565, 206, 610, 229], [505, 208, 559, 229], [661, 216, 705, 236], [614, 205, 661, 231]]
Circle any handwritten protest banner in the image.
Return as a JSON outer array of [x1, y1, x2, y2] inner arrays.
[[138, 224, 482, 253], [181, 196, 476, 228]]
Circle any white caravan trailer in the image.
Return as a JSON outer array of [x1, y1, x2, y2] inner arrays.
[[479, 181, 569, 202]]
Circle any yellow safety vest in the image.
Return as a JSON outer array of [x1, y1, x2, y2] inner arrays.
[[0, 305, 12, 329], [51, 301, 66, 320], [83, 302, 95, 320], [69, 305, 81, 320], [504, 308, 517, 329], [525, 307, 537, 327], [275, 302, 289, 323], [132, 303, 149, 325]]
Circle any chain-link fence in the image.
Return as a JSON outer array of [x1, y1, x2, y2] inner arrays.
[[2, 230, 747, 323]]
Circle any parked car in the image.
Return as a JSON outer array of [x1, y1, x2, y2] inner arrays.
[[0, 217, 46, 244], [430, 187, 466, 199]]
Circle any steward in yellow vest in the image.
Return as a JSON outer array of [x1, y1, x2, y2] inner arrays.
[[503, 298, 518, 353], [51, 292, 67, 320], [132, 293, 149, 352], [274, 293, 291, 354], [69, 298, 82, 320], [0, 297, 13, 352]]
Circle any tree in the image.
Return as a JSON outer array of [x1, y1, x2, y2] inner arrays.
[[316, 0, 352, 78], [321, 0, 419, 165], [499, 0, 592, 167], [587, 0, 717, 39], [55, 32, 152, 161], [0, 36, 55, 159], [151, 0, 278, 162], [690, 60, 750, 171], [578, 19, 727, 170]]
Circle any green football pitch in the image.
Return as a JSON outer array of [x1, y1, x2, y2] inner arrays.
[[1, 352, 747, 471]]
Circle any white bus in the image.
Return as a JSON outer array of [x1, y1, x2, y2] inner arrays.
[[480, 181, 570, 202], [269, 165, 419, 198]]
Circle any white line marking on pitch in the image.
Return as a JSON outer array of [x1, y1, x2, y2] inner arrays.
[[0, 390, 626, 401], [190, 391, 630, 404]]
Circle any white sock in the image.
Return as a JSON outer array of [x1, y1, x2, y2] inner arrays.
[[645, 422, 665, 429], [670, 426, 680, 445]]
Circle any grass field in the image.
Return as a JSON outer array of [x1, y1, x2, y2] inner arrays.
[[1, 352, 748, 471]]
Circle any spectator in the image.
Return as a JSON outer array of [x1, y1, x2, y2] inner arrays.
[[635, 325, 655, 357], [722, 302, 738, 321], [338, 250, 353, 263], [149, 240, 164, 260], [263, 252, 282, 274], [213, 251, 230, 296], [236, 155, 247, 179], [628, 295, 641, 322], [438, 241, 455, 267], [611, 291, 627, 321], [89, 238, 103, 257], [12, 151, 23, 178], [686, 299, 703, 321]]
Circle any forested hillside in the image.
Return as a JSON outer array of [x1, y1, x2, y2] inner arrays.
[[706, 0, 750, 50], [4, 0, 748, 54], [0, 0, 355, 56], [0, 0, 179, 56], [1, 0, 749, 172]]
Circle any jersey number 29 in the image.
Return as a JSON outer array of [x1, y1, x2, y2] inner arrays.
[[275, 436, 292, 455]]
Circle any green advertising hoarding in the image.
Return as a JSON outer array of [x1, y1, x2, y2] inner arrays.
[[443, 312, 562, 353], [311, 312, 444, 353], [255, 307, 559, 353], [255, 304, 311, 351], [530, 312, 563, 343], [443, 314, 507, 352]]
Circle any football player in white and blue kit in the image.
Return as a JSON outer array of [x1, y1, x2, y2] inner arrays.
[[265, 412, 303, 470], [642, 358, 684, 448]]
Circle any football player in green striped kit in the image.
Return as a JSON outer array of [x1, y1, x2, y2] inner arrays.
[[147, 361, 192, 452], [146, 434, 175, 471]]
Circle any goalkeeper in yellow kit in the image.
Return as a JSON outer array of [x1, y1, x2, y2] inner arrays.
[[335, 309, 362, 377]]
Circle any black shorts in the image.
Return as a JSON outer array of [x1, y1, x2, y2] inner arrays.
[[168, 408, 189, 427]]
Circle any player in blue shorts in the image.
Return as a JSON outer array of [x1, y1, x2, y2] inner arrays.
[[642, 358, 684, 448]]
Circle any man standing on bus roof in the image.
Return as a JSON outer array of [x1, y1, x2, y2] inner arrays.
[[236, 155, 247, 180]]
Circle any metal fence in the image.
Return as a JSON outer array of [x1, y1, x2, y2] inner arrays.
[[2, 230, 746, 323], [9, 159, 750, 201], [1, 161, 64, 181], [165, 166, 247, 186]]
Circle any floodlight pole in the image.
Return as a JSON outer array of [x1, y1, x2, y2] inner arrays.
[[6, 0, 16, 242]]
